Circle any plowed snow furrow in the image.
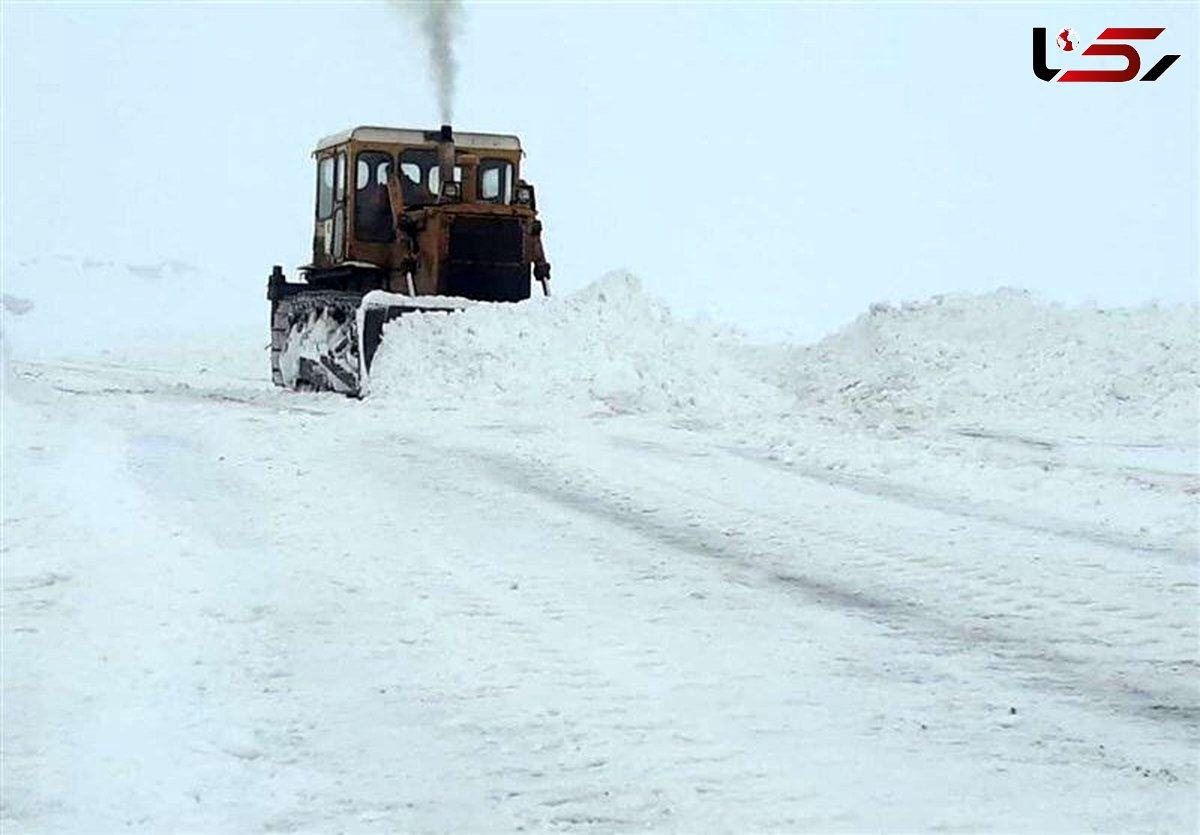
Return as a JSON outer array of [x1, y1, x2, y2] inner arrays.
[[3, 362, 1196, 833]]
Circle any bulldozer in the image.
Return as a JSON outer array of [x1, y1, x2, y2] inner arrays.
[[267, 125, 551, 395]]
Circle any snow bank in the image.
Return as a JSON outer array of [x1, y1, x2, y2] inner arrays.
[[786, 289, 1199, 439], [368, 271, 786, 417], [370, 275, 1197, 442], [9, 253, 1193, 443]]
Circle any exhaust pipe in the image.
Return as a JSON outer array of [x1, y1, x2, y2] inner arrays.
[[437, 124, 455, 194]]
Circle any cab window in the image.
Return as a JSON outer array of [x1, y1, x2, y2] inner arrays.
[[428, 164, 462, 198], [355, 151, 395, 243], [317, 156, 335, 219], [479, 159, 513, 204], [400, 161, 422, 189], [398, 149, 438, 206]]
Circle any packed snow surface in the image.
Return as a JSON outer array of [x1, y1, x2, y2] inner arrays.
[[3, 260, 1198, 833]]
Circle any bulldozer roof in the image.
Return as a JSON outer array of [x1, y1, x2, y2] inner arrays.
[[315, 126, 522, 154]]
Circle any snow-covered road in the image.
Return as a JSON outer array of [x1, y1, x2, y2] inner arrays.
[[3, 344, 1196, 832]]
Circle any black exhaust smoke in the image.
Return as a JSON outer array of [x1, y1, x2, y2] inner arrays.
[[393, 1, 463, 126]]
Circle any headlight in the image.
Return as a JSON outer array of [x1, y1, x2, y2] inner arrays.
[[513, 185, 533, 205], [440, 181, 462, 200]]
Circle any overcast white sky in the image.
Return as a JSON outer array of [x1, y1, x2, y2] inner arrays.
[[2, 1, 1196, 340]]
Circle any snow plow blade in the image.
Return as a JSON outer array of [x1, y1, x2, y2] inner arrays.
[[270, 289, 470, 397]]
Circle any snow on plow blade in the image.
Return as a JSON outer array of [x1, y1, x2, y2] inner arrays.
[[271, 290, 470, 397]]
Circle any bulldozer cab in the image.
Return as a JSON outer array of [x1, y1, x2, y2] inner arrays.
[[310, 126, 526, 275]]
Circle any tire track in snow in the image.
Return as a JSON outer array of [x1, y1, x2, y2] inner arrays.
[[8, 359, 1197, 831], [721, 442, 1197, 563], [439, 433, 1198, 736], [374, 423, 1196, 829]]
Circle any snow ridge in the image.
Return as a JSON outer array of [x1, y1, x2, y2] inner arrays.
[[370, 272, 1199, 443], [369, 271, 785, 417], [789, 289, 1199, 439]]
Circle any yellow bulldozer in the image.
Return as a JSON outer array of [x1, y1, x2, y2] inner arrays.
[[267, 125, 550, 395]]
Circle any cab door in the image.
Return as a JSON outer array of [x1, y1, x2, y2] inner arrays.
[[313, 149, 347, 266]]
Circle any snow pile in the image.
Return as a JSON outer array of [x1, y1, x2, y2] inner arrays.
[[368, 271, 786, 417], [784, 289, 1199, 439], [370, 277, 1197, 441], [10, 255, 1191, 444]]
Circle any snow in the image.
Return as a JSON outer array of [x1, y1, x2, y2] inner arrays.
[[370, 273, 1198, 439], [785, 289, 1199, 440], [369, 273, 1199, 557], [368, 271, 785, 415], [277, 304, 360, 395], [0, 254, 263, 360], [2, 260, 1197, 832]]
